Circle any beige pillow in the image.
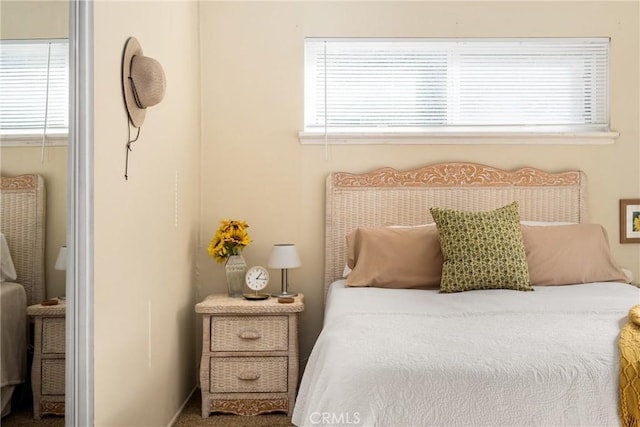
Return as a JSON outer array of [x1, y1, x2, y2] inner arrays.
[[521, 223, 628, 286], [345, 225, 443, 289]]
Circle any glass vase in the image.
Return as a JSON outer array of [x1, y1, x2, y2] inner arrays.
[[225, 254, 247, 297]]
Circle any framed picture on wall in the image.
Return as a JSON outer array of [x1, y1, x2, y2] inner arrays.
[[620, 199, 640, 243]]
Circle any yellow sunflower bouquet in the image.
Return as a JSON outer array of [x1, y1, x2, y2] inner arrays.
[[208, 219, 251, 263]]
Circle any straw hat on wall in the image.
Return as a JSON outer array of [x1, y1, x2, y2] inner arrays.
[[121, 37, 166, 128]]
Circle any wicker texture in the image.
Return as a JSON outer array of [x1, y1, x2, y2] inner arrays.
[[197, 294, 303, 417], [210, 357, 288, 393], [196, 294, 304, 314], [211, 316, 288, 352], [325, 162, 587, 296], [41, 359, 65, 395], [26, 301, 66, 317], [28, 301, 65, 419], [0, 174, 46, 305], [42, 318, 65, 354]]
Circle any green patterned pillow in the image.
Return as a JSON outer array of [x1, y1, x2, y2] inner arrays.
[[430, 201, 532, 293]]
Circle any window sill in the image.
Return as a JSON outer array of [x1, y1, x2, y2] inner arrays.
[[298, 130, 619, 145], [1, 135, 68, 147]]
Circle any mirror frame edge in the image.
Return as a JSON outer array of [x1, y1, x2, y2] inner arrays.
[[66, 0, 93, 425]]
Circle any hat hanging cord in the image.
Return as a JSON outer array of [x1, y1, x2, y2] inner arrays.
[[124, 65, 141, 180], [124, 123, 141, 180], [129, 74, 145, 109]]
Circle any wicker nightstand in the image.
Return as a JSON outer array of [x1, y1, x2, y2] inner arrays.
[[195, 294, 304, 417], [26, 299, 65, 419]]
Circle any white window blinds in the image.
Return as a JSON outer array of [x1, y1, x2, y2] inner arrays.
[[0, 39, 69, 137], [304, 38, 610, 134]]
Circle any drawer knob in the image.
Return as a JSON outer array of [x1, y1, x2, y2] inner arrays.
[[238, 329, 261, 340], [237, 371, 261, 381]]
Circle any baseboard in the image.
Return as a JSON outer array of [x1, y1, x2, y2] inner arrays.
[[167, 385, 197, 427]]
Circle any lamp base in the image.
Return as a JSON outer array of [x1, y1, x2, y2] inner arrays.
[[272, 291, 298, 298]]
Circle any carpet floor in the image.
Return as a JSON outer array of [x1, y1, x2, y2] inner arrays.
[[1, 385, 63, 427], [1, 389, 294, 427]]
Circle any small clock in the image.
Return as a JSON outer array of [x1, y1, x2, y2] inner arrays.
[[244, 266, 270, 300]]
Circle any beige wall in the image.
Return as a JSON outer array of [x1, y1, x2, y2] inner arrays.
[[0, 0, 69, 299], [93, 1, 201, 425], [199, 1, 640, 365], [0, 0, 68, 39]]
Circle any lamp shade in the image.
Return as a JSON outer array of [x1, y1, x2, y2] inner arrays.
[[54, 246, 67, 271], [267, 244, 301, 269]]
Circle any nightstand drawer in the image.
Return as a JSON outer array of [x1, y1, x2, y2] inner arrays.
[[42, 318, 65, 354], [42, 359, 65, 395], [209, 356, 288, 393], [211, 316, 288, 352]]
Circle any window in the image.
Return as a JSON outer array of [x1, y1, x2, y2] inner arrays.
[[0, 39, 69, 145], [301, 38, 614, 144]]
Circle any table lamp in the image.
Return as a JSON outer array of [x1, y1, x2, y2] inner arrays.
[[267, 244, 301, 298], [54, 246, 67, 271], [54, 246, 67, 300]]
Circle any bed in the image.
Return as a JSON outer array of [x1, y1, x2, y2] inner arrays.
[[0, 174, 46, 417], [292, 162, 640, 427]]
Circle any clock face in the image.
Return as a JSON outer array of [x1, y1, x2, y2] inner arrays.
[[245, 266, 269, 291]]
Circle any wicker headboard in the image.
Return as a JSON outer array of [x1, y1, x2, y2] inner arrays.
[[1, 174, 46, 305], [325, 162, 587, 296]]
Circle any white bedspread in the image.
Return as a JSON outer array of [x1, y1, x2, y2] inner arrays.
[[293, 281, 640, 427], [1, 282, 27, 417]]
